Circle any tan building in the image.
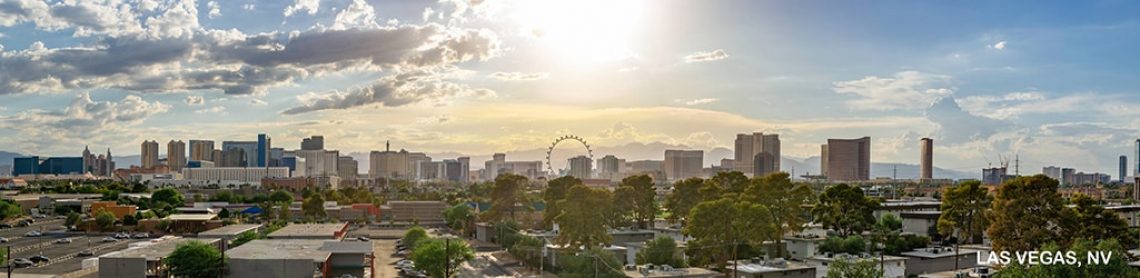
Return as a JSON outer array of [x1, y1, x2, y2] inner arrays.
[[568, 155, 593, 179], [385, 201, 446, 223], [821, 137, 871, 181], [167, 140, 186, 172], [337, 156, 357, 180], [920, 138, 933, 180], [369, 142, 430, 180], [734, 132, 781, 176], [140, 140, 159, 169], [189, 139, 215, 162], [664, 150, 703, 181], [482, 153, 544, 181]]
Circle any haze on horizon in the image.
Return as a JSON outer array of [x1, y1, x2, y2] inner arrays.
[[2, 0, 1140, 177]]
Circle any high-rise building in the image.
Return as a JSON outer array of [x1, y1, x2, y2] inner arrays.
[[141, 140, 159, 169], [664, 150, 703, 181], [221, 141, 257, 167], [456, 157, 470, 183], [189, 140, 215, 162], [285, 149, 340, 177], [596, 155, 626, 181], [13, 156, 86, 176], [1121, 155, 1128, 183], [983, 167, 1009, 185], [1043, 166, 1062, 181], [257, 134, 271, 167], [1062, 168, 1076, 186], [167, 140, 186, 172], [301, 136, 325, 150], [821, 137, 871, 181], [733, 132, 781, 176], [482, 153, 544, 181], [920, 138, 933, 180], [337, 156, 358, 180], [218, 148, 247, 167], [1135, 139, 1139, 176], [568, 155, 593, 179], [369, 142, 431, 180]]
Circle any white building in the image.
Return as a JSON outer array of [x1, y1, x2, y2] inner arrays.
[[805, 254, 907, 278], [482, 153, 544, 181], [181, 167, 290, 183], [284, 149, 339, 177], [370, 147, 431, 180]]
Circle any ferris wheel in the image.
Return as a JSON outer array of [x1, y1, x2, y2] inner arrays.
[[545, 135, 594, 175]]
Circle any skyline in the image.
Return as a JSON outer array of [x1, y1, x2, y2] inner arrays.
[[4, 1, 1140, 177]]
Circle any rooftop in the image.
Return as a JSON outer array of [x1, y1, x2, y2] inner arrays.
[[164, 214, 219, 221], [267, 223, 347, 239], [198, 224, 264, 237], [809, 253, 908, 262], [622, 266, 722, 278], [103, 238, 219, 261], [227, 239, 373, 261], [901, 247, 971, 259], [734, 259, 814, 274]]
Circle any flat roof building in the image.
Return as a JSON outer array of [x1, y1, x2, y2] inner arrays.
[[198, 224, 264, 243], [267, 223, 349, 240], [98, 237, 221, 278], [225, 239, 373, 278]]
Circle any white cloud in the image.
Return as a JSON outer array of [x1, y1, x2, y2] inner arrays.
[[185, 95, 204, 105], [195, 106, 227, 114], [684, 49, 729, 63], [0, 92, 171, 151], [833, 71, 954, 110], [284, 0, 320, 17], [242, 4, 255, 11], [680, 98, 719, 106], [488, 72, 549, 81], [249, 98, 267, 105], [331, 0, 377, 30], [207, 1, 222, 19], [283, 69, 495, 114], [990, 40, 1007, 50]]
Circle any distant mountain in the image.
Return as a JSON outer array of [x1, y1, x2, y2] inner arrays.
[[782, 156, 976, 180], [0, 150, 24, 169], [114, 155, 141, 169]]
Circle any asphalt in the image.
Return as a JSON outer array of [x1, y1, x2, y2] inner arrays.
[[0, 219, 146, 276]]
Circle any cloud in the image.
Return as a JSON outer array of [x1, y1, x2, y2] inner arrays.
[[249, 98, 267, 105], [488, 72, 549, 81], [684, 49, 729, 63], [924, 96, 1011, 144], [242, 4, 255, 11], [0, 93, 171, 148], [207, 1, 221, 19], [332, 0, 377, 30], [958, 92, 1094, 120], [194, 106, 227, 114], [990, 40, 1007, 50], [282, 69, 495, 114], [284, 0, 319, 17], [681, 98, 719, 106], [185, 95, 204, 105], [834, 71, 954, 110]]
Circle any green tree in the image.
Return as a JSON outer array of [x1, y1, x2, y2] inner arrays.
[[937, 180, 992, 269], [995, 239, 1138, 278], [404, 226, 430, 250], [269, 190, 294, 204], [218, 208, 231, 219], [0, 200, 22, 221], [152, 188, 184, 207], [554, 185, 615, 249], [635, 236, 686, 267], [510, 235, 545, 271], [744, 172, 815, 257], [1060, 194, 1136, 247], [443, 204, 474, 237], [122, 214, 138, 226], [231, 230, 261, 247], [825, 257, 883, 278], [812, 184, 879, 237], [684, 198, 777, 270], [163, 240, 224, 278], [819, 236, 867, 255], [559, 247, 625, 278], [487, 173, 529, 223], [412, 238, 475, 278], [301, 193, 326, 220], [987, 175, 1063, 252], [613, 175, 657, 229], [65, 211, 81, 228], [664, 178, 710, 224], [494, 220, 522, 248], [542, 176, 580, 229], [95, 210, 116, 231], [708, 171, 750, 195]]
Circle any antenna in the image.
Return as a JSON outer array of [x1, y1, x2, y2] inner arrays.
[[1015, 154, 1020, 176]]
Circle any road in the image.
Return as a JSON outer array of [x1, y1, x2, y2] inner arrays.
[[12, 236, 142, 275]]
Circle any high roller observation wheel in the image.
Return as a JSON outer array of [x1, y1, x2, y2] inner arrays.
[[546, 135, 594, 175]]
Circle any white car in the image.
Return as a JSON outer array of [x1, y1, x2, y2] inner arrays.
[[0, 237, 8, 243], [25, 231, 42, 237], [102, 237, 119, 242], [55, 238, 72, 244]]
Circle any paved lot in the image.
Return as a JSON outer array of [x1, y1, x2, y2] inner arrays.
[[5, 235, 143, 275], [374, 239, 399, 278]]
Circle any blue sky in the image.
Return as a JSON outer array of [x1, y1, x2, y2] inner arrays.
[[2, 0, 1140, 177]]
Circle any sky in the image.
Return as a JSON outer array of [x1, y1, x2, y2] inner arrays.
[[3, 0, 1140, 178]]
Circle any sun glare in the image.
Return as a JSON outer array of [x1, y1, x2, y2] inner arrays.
[[511, 0, 646, 63]]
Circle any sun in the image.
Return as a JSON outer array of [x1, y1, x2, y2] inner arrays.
[[510, 0, 647, 63]]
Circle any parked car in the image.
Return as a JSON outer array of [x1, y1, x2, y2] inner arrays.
[[133, 233, 150, 239], [0, 223, 12, 229], [102, 237, 119, 242], [356, 236, 370, 242], [55, 238, 72, 244], [16, 221, 30, 227], [77, 250, 95, 257], [0, 237, 8, 243], [11, 258, 33, 268], [395, 260, 414, 268], [114, 232, 130, 239], [29, 255, 49, 264], [25, 231, 42, 237]]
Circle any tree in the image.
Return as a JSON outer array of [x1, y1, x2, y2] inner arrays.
[[95, 210, 116, 231], [825, 257, 883, 278], [995, 238, 1138, 277], [0, 200, 22, 221], [684, 198, 777, 270], [812, 184, 879, 237], [664, 178, 710, 225], [65, 212, 81, 228], [443, 204, 474, 237], [559, 247, 625, 278], [819, 236, 867, 255], [936, 180, 991, 269], [404, 226, 430, 250], [613, 175, 657, 229], [494, 220, 522, 248], [708, 171, 750, 195], [123, 214, 138, 226], [269, 190, 294, 204], [486, 173, 529, 223], [510, 235, 545, 271], [163, 240, 224, 278], [218, 208, 231, 219], [744, 172, 815, 257], [1059, 194, 1136, 247], [554, 185, 616, 249], [231, 230, 260, 247], [301, 193, 326, 220], [412, 238, 475, 278], [987, 175, 1064, 252], [542, 176, 581, 229], [152, 188, 184, 207], [635, 236, 686, 267]]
